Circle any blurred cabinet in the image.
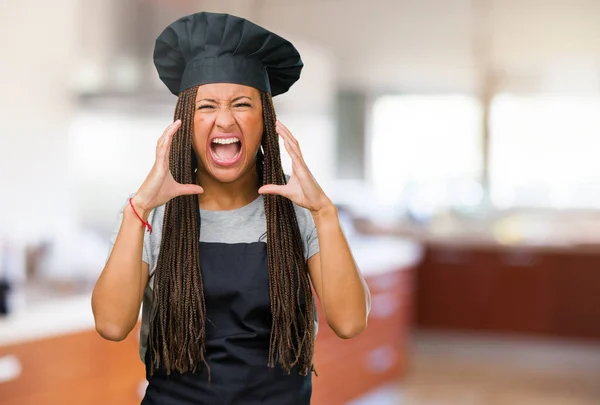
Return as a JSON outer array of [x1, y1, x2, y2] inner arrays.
[[415, 247, 492, 330], [312, 266, 414, 405], [0, 325, 145, 405], [0, 267, 414, 405], [551, 252, 600, 339], [416, 243, 600, 340]]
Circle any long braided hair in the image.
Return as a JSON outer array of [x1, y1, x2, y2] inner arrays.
[[146, 85, 316, 377]]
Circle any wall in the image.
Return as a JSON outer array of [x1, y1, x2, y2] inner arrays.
[[258, 0, 600, 93], [0, 0, 80, 243], [68, 15, 339, 231]]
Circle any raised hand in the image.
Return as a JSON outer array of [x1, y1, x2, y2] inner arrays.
[[131, 120, 203, 215], [258, 121, 332, 214]]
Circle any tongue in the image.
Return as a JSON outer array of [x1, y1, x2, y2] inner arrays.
[[212, 143, 238, 160]]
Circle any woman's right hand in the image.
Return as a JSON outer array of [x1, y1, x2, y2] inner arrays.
[[131, 120, 203, 217]]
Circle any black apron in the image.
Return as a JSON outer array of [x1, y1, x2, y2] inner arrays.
[[141, 241, 312, 404]]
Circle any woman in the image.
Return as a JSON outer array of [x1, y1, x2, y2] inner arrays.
[[92, 11, 370, 404]]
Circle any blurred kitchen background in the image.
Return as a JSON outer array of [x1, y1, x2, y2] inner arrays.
[[2, 0, 600, 404]]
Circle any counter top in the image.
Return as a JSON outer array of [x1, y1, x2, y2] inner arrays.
[[0, 236, 422, 346], [412, 235, 600, 254]]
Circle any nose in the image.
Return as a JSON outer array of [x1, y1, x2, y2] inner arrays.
[[215, 107, 236, 131]]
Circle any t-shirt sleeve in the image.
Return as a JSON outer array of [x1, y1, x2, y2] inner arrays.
[[305, 214, 320, 260], [106, 194, 152, 266], [293, 204, 319, 261], [285, 173, 320, 261]]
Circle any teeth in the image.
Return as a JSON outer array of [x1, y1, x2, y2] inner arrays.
[[212, 138, 240, 145]]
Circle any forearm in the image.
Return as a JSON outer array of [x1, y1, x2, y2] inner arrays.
[[313, 204, 370, 338], [91, 204, 149, 341]]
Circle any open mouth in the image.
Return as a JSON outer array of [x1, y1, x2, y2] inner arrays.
[[209, 136, 242, 166]]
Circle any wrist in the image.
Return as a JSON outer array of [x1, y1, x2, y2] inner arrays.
[[129, 196, 151, 221], [311, 202, 338, 222]]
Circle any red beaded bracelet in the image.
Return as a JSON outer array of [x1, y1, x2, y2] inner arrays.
[[129, 198, 152, 234]]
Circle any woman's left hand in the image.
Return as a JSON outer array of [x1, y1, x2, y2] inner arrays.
[[258, 121, 333, 214]]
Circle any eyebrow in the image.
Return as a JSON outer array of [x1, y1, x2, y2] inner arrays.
[[196, 96, 252, 104]]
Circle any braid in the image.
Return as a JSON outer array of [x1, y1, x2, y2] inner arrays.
[[147, 84, 208, 376], [146, 87, 316, 377], [261, 92, 316, 375]]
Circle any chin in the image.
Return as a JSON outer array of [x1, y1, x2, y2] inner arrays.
[[209, 167, 246, 183], [201, 156, 255, 184]]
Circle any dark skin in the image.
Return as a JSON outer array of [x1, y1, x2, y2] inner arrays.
[[191, 83, 370, 338], [192, 83, 264, 211], [94, 82, 369, 342]]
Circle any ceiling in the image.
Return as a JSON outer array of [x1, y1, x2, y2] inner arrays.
[[77, 0, 600, 98], [255, 0, 600, 93]]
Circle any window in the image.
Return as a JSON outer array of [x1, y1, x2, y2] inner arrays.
[[490, 94, 600, 209], [369, 94, 483, 216]]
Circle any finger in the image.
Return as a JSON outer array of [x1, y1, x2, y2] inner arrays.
[[276, 121, 301, 149], [275, 121, 294, 146], [277, 126, 301, 158], [156, 121, 181, 168], [163, 120, 181, 154], [157, 120, 181, 151], [157, 120, 181, 152], [176, 183, 204, 196], [280, 136, 293, 157], [258, 184, 288, 197], [276, 123, 304, 161], [274, 122, 313, 180], [285, 142, 310, 181], [281, 134, 308, 177]]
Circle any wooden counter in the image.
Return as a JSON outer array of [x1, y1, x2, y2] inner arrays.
[[0, 237, 421, 404], [415, 242, 600, 340], [0, 325, 145, 405], [312, 266, 414, 405]]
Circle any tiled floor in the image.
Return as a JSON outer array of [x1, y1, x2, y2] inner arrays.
[[351, 331, 600, 405]]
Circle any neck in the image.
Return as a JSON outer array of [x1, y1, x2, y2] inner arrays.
[[196, 165, 260, 210]]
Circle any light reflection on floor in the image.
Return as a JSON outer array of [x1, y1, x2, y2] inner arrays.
[[348, 384, 402, 405], [348, 331, 600, 405]]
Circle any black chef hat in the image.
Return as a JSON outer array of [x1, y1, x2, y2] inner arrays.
[[153, 12, 303, 97]]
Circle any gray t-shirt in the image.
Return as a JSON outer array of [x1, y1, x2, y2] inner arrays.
[[107, 193, 320, 361]]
